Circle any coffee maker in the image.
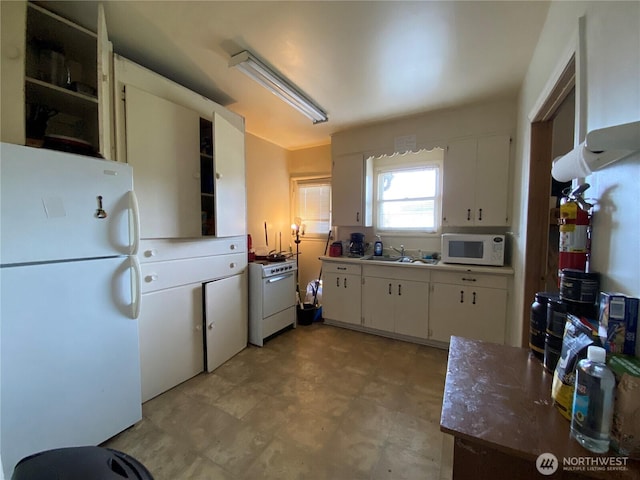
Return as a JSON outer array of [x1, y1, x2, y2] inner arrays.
[[349, 233, 365, 256]]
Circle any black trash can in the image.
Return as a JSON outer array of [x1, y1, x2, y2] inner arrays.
[[11, 446, 153, 480]]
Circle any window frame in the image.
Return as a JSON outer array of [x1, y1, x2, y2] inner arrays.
[[290, 175, 332, 239], [370, 149, 443, 235]]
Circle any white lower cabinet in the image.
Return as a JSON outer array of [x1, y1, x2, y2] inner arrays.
[[321, 259, 510, 347], [204, 272, 248, 372], [137, 236, 247, 402], [428, 271, 507, 344], [322, 263, 362, 325], [139, 283, 203, 402], [362, 266, 430, 339], [395, 281, 430, 338]]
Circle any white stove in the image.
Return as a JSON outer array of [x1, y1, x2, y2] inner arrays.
[[248, 259, 297, 346]]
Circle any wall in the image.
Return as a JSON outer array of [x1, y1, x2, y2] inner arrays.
[[245, 136, 332, 301], [288, 144, 332, 296], [331, 98, 517, 256], [245, 134, 290, 255], [512, 1, 640, 347]]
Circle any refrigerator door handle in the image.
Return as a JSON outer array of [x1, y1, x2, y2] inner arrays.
[[130, 255, 142, 319], [129, 190, 140, 256]]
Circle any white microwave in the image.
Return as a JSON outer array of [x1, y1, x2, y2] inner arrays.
[[441, 234, 505, 266]]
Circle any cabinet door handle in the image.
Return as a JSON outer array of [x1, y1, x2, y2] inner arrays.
[[388, 283, 392, 295], [356, 212, 360, 223], [216, 172, 222, 179], [467, 208, 471, 221], [460, 290, 464, 303], [336, 277, 340, 287], [337, 267, 347, 270], [472, 291, 477, 305], [344, 278, 347, 288], [478, 208, 483, 221], [398, 284, 402, 296], [461, 277, 477, 282]]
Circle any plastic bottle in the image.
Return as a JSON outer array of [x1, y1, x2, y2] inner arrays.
[[570, 345, 616, 453], [374, 235, 383, 256]]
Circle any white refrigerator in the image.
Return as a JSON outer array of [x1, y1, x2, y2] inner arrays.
[[0, 143, 142, 477]]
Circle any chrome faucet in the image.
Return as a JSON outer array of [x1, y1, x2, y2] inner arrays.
[[392, 245, 405, 257]]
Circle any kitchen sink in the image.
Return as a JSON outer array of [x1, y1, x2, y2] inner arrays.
[[363, 255, 404, 262], [362, 255, 438, 265]]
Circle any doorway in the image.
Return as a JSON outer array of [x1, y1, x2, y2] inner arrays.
[[521, 56, 576, 347]]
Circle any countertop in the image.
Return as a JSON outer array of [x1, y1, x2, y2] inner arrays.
[[440, 336, 639, 479], [319, 255, 514, 275]]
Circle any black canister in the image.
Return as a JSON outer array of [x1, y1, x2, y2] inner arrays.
[[544, 331, 563, 372], [560, 269, 600, 304], [544, 299, 566, 372], [547, 299, 567, 337], [530, 292, 559, 360]]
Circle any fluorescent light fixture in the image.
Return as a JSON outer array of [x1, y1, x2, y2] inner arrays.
[[229, 50, 328, 124]]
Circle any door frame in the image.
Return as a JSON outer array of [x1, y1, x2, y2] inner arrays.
[[520, 55, 579, 347]]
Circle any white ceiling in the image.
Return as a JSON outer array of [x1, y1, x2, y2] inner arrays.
[[45, 1, 550, 150]]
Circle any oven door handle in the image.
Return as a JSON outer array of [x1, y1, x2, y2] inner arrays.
[[266, 273, 294, 283]]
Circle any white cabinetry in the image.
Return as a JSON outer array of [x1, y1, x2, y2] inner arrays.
[[125, 85, 201, 239], [1, 1, 113, 157], [114, 55, 246, 240], [428, 271, 507, 344], [362, 265, 429, 339], [331, 153, 372, 227], [210, 112, 246, 237], [138, 236, 247, 402], [442, 135, 511, 226], [204, 272, 248, 372], [322, 262, 362, 325], [138, 282, 204, 403]]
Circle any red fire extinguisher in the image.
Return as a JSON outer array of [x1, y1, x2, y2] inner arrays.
[[558, 184, 593, 281]]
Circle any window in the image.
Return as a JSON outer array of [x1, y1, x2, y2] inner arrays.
[[371, 148, 443, 233], [291, 177, 332, 236]]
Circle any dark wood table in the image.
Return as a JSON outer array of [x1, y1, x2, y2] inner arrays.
[[440, 336, 640, 479]]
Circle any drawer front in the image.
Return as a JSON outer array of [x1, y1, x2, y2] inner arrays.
[[141, 253, 247, 293], [323, 262, 362, 275], [363, 265, 431, 282], [139, 236, 246, 263], [431, 270, 508, 289]]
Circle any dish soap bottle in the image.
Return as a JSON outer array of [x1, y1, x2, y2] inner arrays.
[[570, 345, 615, 453], [374, 235, 383, 256]]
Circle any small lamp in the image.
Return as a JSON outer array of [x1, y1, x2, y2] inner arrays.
[[291, 217, 304, 304]]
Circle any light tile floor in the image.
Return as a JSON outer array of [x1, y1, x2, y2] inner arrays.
[[103, 323, 454, 480]]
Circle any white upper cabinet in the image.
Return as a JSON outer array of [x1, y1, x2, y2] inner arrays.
[[331, 153, 372, 227], [116, 53, 247, 240], [97, 4, 114, 160], [442, 135, 511, 226], [212, 112, 246, 238], [1, 1, 113, 158], [123, 85, 246, 240], [125, 85, 202, 239]]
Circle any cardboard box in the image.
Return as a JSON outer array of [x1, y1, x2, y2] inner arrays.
[[607, 355, 640, 458], [598, 293, 639, 355]]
